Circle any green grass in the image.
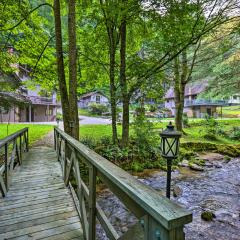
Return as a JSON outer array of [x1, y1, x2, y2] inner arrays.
[[0, 124, 53, 145], [217, 105, 240, 117], [79, 119, 240, 145], [78, 108, 94, 117], [80, 124, 122, 140]]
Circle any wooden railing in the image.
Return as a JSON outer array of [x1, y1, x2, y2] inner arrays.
[[54, 127, 192, 240], [0, 128, 29, 197]]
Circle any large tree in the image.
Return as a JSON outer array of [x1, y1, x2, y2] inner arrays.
[[53, 0, 79, 139]]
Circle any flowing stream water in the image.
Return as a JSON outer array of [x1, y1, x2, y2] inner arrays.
[[97, 157, 240, 240]]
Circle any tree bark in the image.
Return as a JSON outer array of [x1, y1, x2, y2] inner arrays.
[[100, 0, 119, 144], [68, 0, 79, 140], [53, 0, 71, 135], [174, 49, 188, 132], [119, 14, 129, 147], [109, 32, 118, 144]]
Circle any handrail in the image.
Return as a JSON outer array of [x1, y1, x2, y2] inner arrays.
[[54, 127, 192, 240], [0, 128, 28, 148], [0, 128, 29, 197]]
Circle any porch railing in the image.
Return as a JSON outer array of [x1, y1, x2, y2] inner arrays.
[[185, 99, 228, 107], [0, 128, 29, 197], [28, 96, 57, 105], [54, 127, 192, 240]]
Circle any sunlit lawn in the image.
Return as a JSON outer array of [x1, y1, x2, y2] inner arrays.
[[0, 124, 53, 145], [79, 118, 240, 145], [217, 105, 240, 117]]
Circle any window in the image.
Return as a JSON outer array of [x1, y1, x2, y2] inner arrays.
[[233, 95, 237, 100], [96, 95, 100, 104], [46, 108, 53, 116], [0, 107, 9, 114]]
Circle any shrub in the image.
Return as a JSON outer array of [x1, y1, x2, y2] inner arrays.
[[99, 136, 112, 145], [149, 105, 157, 112], [56, 112, 63, 120], [132, 113, 160, 160], [182, 113, 189, 127], [88, 103, 108, 115], [201, 116, 221, 140], [229, 127, 240, 140], [80, 136, 98, 149]]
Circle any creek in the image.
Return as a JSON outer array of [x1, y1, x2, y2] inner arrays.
[[97, 157, 240, 240]]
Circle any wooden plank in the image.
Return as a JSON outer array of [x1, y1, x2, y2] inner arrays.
[[0, 174, 7, 197], [4, 183, 66, 197], [0, 210, 77, 232], [0, 194, 73, 211], [0, 190, 69, 206], [0, 203, 74, 221], [89, 165, 97, 240], [43, 229, 84, 240], [96, 203, 120, 240], [0, 146, 82, 240], [0, 216, 80, 239], [11, 222, 83, 240]]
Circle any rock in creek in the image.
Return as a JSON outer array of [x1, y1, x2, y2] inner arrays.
[[189, 163, 204, 171]]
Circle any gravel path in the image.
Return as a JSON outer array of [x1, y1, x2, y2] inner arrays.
[[32, 130, 55, 148]]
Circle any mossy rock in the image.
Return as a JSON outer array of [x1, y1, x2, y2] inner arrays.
[[215, 144, 240, 157], [179, 148, 195, 160], [182, 142, 240, 158], [181, 142, 217, 152], [201, 211, 216, 221]]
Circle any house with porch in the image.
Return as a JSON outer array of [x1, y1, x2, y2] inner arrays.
[[78, 91, 109, 108], [164, 82, 227, 118], [0, 66, 59, 123]]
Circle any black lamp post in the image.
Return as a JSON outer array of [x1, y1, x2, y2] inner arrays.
[[160, 122, 181, 198]]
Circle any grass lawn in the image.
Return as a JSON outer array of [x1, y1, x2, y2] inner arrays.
[[0, 124, 53, 145], [80, 124, 122, 139], [79, 108, 94, 117], [79, 119, 240, 145], [217, 105, 240, 117]]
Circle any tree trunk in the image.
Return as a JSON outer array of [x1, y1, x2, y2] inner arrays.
[[68, 0, 79, 140], [174, 49, 188, 132], [119, 13, 129, 147], [109, 29, 118, 144], [53, 0, 71, 135]]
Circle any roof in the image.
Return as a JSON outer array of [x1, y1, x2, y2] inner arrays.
[[0, 91, 31, 108], [79, 91, 108, 99], [165, 82, 208, 99]]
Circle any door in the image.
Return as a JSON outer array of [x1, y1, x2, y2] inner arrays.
[[207, 108, 212, 116]]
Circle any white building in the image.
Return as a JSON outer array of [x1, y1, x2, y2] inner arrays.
[[78, 91, 109, 108], [228, 94, 240, 105]]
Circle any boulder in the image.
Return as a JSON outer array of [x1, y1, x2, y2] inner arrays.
[[178, 160, 189, 167], [201, 211, 216, 221], [189, 163, 204, 171], [173, 185, 183, 197]]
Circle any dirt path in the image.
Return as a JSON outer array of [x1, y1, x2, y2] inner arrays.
[[32, 130, 54, 148]]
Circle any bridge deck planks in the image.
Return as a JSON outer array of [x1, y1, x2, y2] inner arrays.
[[0, 147, 83, 240]]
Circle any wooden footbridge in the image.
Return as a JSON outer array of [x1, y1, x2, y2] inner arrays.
[[0, 127, 192, 240]]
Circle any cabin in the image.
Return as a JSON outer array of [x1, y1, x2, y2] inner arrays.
[[0, 65, 59, 123], [165, 82, 227, 118], [0, 90, 59, 123], [78, 91, 109, 108]]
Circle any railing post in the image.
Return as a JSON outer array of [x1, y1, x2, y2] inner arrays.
[[26, 128, 29, 152], [5, 143, 8, 191], [19, 134, 22, 163], [142, 215, 185, 240], [89, 165, 97, 240], [54, 128, 56, 151]]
